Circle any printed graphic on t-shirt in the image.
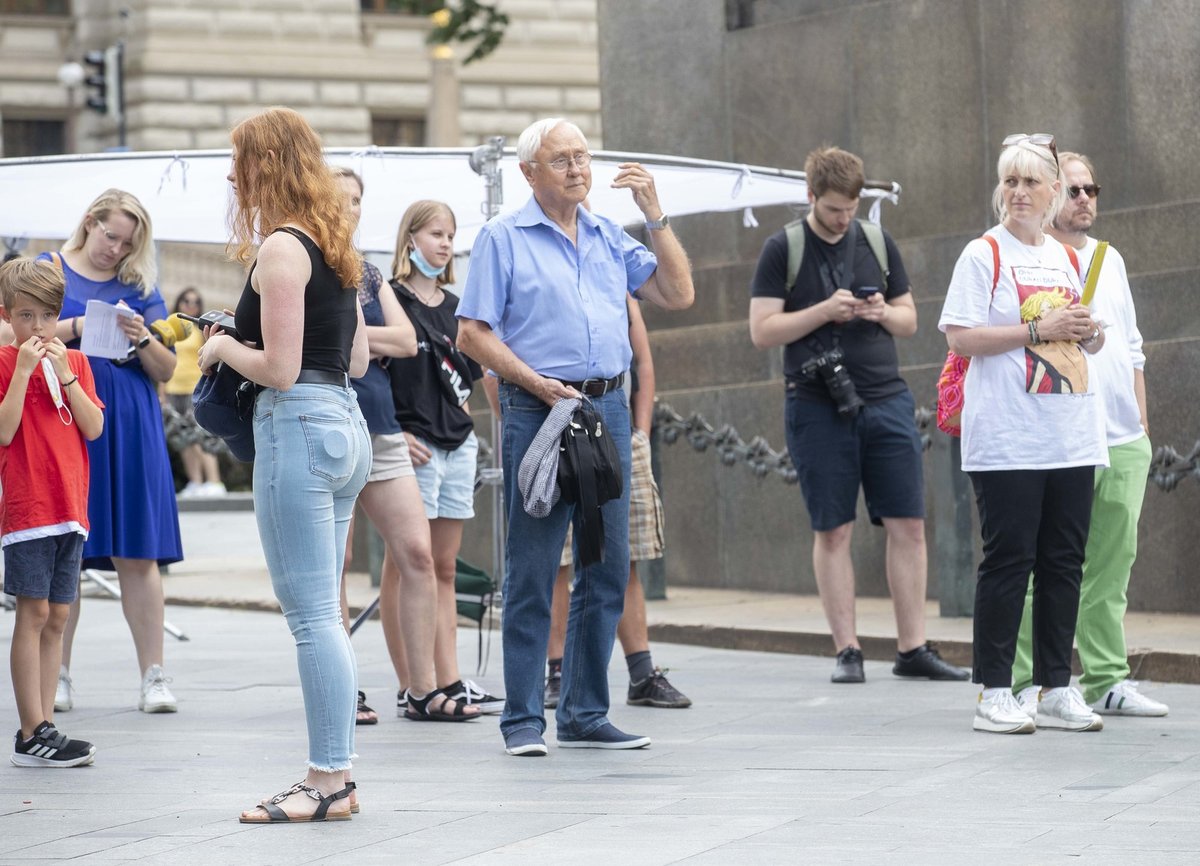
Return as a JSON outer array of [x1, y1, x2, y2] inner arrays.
[[1011, 265, 1086, 395]]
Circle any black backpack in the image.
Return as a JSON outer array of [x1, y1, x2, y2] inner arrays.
[[557, 400, 623, 567]]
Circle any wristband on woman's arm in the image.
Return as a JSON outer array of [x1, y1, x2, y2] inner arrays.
[[60, 376, 79, 388]]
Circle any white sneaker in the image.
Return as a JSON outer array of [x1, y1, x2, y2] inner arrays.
[[139, 665, 178, 713], [200, 482, 227, 497], [1091, 680, 1169, 717], [1015, 685, 1040, 721], [54, 666, 74, 712], [1037, 686, 1103, 731], [179, 482, 204, 498], [974, 690, 1036, 734]]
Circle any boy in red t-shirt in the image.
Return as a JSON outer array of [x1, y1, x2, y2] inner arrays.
[[0, 258, 104, 767]]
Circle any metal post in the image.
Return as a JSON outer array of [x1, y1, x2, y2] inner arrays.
[[933, 434, 975, 617]]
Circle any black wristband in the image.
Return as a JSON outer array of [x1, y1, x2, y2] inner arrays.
[[61, 376, 79, 388]]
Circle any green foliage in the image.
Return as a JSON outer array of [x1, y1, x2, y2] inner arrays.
[[385, 1, 510, 65]]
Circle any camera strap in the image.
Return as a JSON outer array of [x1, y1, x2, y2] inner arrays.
[[805, 220, 860, 356]]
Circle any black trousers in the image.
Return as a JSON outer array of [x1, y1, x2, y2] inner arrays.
[[969, 466, 1096, 688]]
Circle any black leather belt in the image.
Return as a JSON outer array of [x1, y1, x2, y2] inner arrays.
[[295, 369, 349, 387], [501, 373, 624, 397], [562, 374, 623, 396]]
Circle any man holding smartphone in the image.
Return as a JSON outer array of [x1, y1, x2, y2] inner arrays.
[[748, 146, 966, 685]]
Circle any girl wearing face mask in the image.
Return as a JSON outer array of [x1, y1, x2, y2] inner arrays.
[[387, 201, 502, 715]]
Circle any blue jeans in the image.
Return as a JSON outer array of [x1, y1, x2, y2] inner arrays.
[[253, 383, 371, 771], [498, 384, 632, 741]]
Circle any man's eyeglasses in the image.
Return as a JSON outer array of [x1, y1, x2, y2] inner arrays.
[[533, 153, 593, 172], [1068, 184, 1101, 200], [1002, 133, 1058, 168]]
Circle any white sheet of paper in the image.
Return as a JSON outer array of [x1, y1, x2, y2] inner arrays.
[[79, 299, 137, 360]]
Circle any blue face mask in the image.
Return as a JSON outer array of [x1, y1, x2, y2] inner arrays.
[[409, 246, 445, 279]]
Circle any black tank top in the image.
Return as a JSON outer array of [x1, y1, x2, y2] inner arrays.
[[234, 227, 357, 373]]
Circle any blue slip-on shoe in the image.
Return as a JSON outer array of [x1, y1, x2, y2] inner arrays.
[[557, 723, 650, 750], [504, 729, 548, 757]]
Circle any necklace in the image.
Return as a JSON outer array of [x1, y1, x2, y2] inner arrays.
[[408, 283, 441, 306]]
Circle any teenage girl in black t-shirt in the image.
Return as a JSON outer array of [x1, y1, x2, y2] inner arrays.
[[388, 200, 501, 713]]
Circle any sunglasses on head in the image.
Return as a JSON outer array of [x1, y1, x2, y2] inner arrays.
[[1068, 184, 1101, 200], [1002, 132, 1058, 168]]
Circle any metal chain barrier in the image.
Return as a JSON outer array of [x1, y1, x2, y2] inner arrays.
[[1148, 442, 1200, 492]]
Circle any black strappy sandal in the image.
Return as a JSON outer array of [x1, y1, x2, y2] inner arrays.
[[403, 688, 481, 722], [240, 781, 355, 823], [356, 690, 378, 726]]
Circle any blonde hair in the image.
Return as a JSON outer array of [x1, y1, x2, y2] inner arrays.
[[993, 139, 1065, 227], [0, 257, 66, 313], [391, 200, 457, 287], [228, 107, 361, 290], [64, 188, 157, 297]]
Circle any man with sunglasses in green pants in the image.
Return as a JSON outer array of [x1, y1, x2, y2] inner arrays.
[[1011, 151, 1168, 719]]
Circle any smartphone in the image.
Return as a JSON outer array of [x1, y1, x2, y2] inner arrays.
[[853, 286, 881, 300], [176, 310, 239, 340]]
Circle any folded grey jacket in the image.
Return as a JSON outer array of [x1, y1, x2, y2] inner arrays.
[[517, 396, 582, 518]]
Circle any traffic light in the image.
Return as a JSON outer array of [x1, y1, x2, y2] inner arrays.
[[83, 45, 122, 120]]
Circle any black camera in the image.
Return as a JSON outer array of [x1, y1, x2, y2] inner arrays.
[[800, 346, 864, 418]]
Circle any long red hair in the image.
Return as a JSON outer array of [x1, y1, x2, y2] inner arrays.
[[227, 107, 361, 289]]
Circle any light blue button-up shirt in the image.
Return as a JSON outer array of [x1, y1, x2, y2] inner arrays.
[[456, 195, 658, 381]]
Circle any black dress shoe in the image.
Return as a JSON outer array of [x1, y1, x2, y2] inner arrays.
[[892, 643, 969, 680], [831, 646, 865, 683]]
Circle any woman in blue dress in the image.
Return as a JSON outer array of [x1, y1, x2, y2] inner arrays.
[[47, 189, 182, 715]]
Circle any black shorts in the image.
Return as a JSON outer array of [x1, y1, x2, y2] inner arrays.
[[784, 389, 925, 532]]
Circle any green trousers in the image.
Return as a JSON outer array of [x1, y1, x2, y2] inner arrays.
[[1011, 435, 1152, 703]]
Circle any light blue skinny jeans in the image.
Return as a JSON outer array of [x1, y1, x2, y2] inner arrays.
[[498, 383, 632, 743], [253, 382, 371, 771]]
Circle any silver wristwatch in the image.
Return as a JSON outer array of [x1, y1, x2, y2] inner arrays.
[[644, 213, 670, 231]]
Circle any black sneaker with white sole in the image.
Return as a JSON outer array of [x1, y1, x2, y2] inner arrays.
[[443, 679, 505, 714], [627, 668, 692, 708], [11, 721, 95, 768]]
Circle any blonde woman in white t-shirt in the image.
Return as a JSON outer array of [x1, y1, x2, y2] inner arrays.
[[939, 134, 1108, 736]]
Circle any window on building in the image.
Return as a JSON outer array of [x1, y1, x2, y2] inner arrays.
[[0, 0, 70, 14], [372, 116, 427, 147], [1, 118, 66, 158], [360, 0, 422, 13]]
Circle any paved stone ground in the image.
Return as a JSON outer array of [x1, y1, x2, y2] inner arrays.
[[1, 599, 1197, 865]]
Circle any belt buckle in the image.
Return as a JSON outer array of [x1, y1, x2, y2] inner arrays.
[[579, 377, 606, 396]]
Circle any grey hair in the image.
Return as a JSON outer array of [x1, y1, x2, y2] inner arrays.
[[516, 117, 587, 163]]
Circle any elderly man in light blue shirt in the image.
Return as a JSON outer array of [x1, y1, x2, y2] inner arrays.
[[457, 117, 693, 757]]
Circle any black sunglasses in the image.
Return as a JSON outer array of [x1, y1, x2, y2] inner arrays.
[[1068, 184, 1101, 200]]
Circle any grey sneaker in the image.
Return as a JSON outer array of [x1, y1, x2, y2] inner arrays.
[[544, 672, 561, 709], [831, 647, 865, 683], [627, 668, 692, 708], [139, 665, 177, 713]]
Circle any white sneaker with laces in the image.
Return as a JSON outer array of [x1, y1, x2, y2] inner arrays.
[[54, 666, 74, 713], [179, 482, 204, 498], [1091, 680, 1169, 717], [974, 690, 1036, 734], [139, 665, 178, 713], [1015, 685, 1040, 721], [1037, 686, 1102, 731]]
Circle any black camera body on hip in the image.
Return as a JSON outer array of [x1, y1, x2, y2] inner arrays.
[[800, 346, 864, 418]]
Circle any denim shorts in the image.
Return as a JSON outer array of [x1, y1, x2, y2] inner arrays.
[[785, 389, 925, 531], [412, 431, 478, 520], [4, 532, 85, 603]]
